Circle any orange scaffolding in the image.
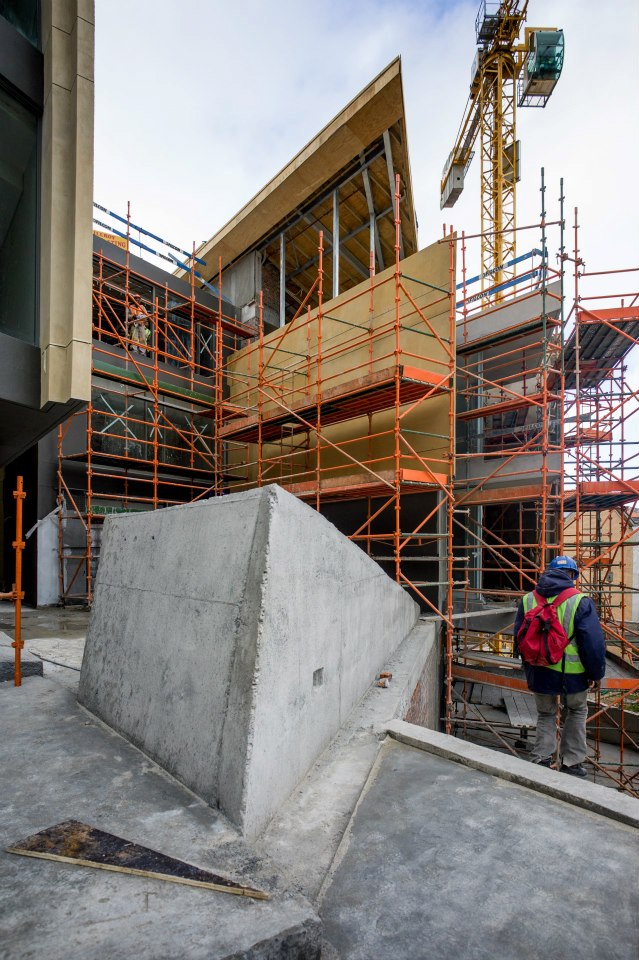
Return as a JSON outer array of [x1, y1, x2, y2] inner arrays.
[[217, 178, 458, 727], [449, 180, 639, 795], [58, 186, 639, 794], [0, 476, 25, 686], [57, 239, 251, 604], [561, 210, 639, 791]]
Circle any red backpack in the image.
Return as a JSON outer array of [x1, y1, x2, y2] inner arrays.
[[517, 588, 579, 666]]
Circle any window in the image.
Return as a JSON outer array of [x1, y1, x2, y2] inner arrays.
[[0, 86, 38, 344], [0, 1, 40, 49]]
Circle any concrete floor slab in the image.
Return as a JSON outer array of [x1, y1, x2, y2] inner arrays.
[[0, 601, 89, 640], [0, 632, 43, 682], [387, 720, 639, 828], [319, 738, 639, 960], [0, 677, 320, 960]]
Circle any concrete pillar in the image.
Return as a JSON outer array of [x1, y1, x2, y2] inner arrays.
[[40, 0, 94, 406]]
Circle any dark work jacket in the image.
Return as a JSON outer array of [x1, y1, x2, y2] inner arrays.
[[513, 569, 607, 694]]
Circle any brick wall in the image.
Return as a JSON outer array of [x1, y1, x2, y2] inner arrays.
[[262, 261, 281, 319]]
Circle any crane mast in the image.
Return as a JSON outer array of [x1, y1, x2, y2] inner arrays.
[[441, 1, 564, 298]]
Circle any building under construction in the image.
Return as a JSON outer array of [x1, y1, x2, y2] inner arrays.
[[46, 59, 639, 796], [3, 4, 639, 956]]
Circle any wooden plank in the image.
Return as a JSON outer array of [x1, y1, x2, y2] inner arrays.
[[457, 392, 560, 421], [454, 484, 545, 506], [219, 364, 445, 442], [452, 664, 529, 691], [503, 691, 537, 728], [7, 821, 269, 900], [456, 650, 520, 668], [453, 663, 639, 692]]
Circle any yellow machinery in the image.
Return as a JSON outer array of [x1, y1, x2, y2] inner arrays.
[[441, 1, 564, 297]]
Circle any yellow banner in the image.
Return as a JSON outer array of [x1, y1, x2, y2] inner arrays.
[[93, 230, 128, 251]]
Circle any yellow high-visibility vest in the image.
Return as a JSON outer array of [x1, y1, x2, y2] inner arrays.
[[522, 591, 585, 673]]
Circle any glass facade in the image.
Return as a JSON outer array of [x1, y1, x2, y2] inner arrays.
[[0, 85, 38, 344], [91, 388, 214, 471], [0, 1, 40, 48]]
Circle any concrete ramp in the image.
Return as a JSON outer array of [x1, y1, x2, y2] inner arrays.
[[79, 485, 419, 838]]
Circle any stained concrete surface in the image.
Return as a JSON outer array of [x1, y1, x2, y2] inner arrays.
[[386, 720, 639, 829], [0, 602, 88, 687], [258, 621, 439, 902], [0, 631, 44, 681], [0, 677, 320, 960], [0, 601, 89, 640], [2, 610, 638, 959], [79, 485, 419, 838], [319, 737, 639, 960]]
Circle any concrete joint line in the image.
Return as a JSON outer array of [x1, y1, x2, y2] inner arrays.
[[97, 581, 240, 609], [385, 720, 639, 830], [315, 737, 390, 907]]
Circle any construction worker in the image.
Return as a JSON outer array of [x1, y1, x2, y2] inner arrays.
[[513, 556, 606, 778], [127, 303, 151, 355]]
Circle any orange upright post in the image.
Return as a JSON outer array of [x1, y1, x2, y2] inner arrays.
[[12, 476, 26, 686]]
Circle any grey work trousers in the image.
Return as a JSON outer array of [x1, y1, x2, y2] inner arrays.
[[531, 690, 589, 766]]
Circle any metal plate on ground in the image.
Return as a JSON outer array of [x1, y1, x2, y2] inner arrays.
[[7, 820, 269, 899]]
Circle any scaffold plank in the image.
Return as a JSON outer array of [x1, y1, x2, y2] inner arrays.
[[564, 481, 639, 510], [219, 365, 448, 443], [453, 663, 639, 691], [281, 467, 447, 503], [454, 483, 545, 505], [457, 391, 560, 422], [503, 691, 537, 728]]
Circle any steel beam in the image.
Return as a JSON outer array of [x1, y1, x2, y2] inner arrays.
[[360, 153, 384, 272], [288, 205, 393, 284], [279, 231, 286, 327], [383, 129, 404, 259], [332, 189, 339, 298], [302, 215, 368, 280]]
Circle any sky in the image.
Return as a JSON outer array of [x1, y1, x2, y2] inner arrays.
[[93, 0, 639, 303]]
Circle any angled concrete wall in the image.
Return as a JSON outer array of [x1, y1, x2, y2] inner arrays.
[[79, 485, 419, 838]]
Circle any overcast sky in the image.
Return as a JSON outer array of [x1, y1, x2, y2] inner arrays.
[[94, 0, 639, 301]]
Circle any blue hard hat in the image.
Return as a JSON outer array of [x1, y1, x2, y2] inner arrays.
[[548, 555, 579, 575]]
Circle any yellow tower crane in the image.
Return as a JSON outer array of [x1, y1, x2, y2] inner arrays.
[[441, 0, 564, 298]]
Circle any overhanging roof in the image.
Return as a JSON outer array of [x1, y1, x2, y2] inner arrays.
[[182, 58, 417, 283]]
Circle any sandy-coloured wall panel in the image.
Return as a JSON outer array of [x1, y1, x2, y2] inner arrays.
[[224, 239, 454, 488]]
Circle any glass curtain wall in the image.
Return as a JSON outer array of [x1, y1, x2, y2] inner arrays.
[[0, 82, 39, 344]]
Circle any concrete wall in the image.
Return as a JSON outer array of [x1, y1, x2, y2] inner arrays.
[[225, 240, 453, 488], [36, 509, 60, 606], [404, 624, 441, 729], [79, 485, 419, 839], [220, 251, 264, 331]]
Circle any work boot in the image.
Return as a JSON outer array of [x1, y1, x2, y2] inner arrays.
[[561, 762, 588, 778], [533, 756, 553, 767]]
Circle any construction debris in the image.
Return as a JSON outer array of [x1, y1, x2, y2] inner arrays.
[[7, 821, 269, 899]]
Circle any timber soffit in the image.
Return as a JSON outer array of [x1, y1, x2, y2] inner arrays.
[[177, 58, 417, 282]]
